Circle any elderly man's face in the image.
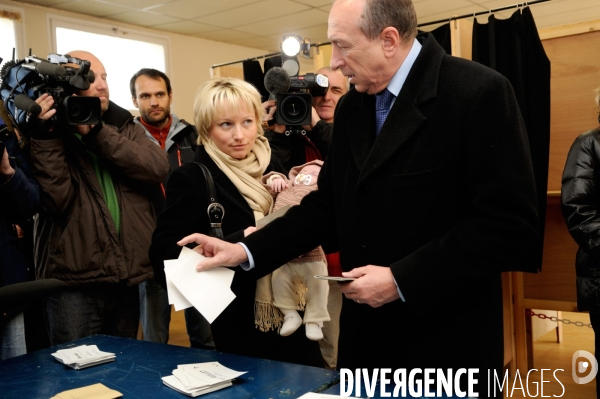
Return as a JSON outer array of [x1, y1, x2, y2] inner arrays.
[[328, 0, 388, 95], [312, 69, 347, 123]]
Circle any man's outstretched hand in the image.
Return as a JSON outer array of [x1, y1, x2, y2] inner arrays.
[[177, 234, 249, 271]]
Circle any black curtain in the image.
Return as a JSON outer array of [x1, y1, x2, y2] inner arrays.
[[243, 60, 268, 102], [422, 23, 452, 55], [472, 7, 550, 272], [242, 56, 283, 102]]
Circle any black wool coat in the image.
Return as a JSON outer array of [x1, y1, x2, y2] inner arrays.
[[242, 33, 540, 378]]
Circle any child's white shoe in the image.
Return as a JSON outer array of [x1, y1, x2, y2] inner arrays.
[[279, 310, 302, 336], [305, 322, 324, 341]]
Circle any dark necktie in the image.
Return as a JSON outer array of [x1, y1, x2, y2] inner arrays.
[[375, 89, 395, 136]]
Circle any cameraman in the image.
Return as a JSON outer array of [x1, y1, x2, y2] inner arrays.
[[0, 108, 40, 360], [265, 67, 348, 174], [31, 51, 169, 345]]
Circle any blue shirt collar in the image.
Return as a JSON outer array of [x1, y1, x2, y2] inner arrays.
[[386, 38, 422, 100]]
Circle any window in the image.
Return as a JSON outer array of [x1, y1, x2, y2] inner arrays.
[[50, 16, 169, 111], [0, 6, 24, 71]]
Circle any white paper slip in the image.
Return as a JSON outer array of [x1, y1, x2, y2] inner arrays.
[[164, 259, 193, 311], [162, 375, 231, 397], [51, 345, 116, 370], [177, 362, 247, 388], [166, 247, 236, 323]]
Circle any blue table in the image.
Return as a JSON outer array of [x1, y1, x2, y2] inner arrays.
[[0, 335, 339, 398]]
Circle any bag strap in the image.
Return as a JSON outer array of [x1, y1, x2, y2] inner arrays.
[[193, 162, 225, 239]]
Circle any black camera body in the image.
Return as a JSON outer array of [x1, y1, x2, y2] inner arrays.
[[264, 67, 329, 129], [275, 73, 328, 126], [0, 53, 102, 134]]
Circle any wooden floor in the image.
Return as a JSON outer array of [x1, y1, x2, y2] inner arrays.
[[504, 311, 595, 398], [164, 309, 596, 398]]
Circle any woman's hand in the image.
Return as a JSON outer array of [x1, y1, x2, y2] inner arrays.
[[244, 226, 256, 236]]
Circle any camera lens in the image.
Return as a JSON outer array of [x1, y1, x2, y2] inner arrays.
[[280, 95, 307, 124], [63, 96, 101, 125], [68, 101, 93, 124]]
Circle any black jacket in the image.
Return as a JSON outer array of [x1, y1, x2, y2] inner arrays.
[[243, 33, 540, 373], [266, 120, 333, 174], [149, 146, 322, 366], [562, 127, 600, 313], [0, 128, 40, 324]]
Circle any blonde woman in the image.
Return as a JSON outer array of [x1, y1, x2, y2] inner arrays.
[[149, 77, 321, 366]]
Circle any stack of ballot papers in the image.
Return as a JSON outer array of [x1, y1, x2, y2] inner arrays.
[[161, 362, 247, 397], [51, 345, 115, 370], [164, 246, 235, 323]]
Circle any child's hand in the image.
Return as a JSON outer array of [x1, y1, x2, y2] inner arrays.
[[271, 178, 288, 193]]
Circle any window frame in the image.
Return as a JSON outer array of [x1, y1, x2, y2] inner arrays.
[[0, 3, 25, 64], [47, 14, 171, 111]]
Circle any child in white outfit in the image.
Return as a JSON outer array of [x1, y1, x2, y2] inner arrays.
[[262, 160, 330, 341]]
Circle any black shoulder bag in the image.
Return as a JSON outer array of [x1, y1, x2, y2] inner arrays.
[[193, 162, 225, 239]]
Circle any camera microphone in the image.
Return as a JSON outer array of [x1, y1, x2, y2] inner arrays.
[[264, 67, 291, 96], [14, 94, 42, 115], [35, 62, 66, 77]]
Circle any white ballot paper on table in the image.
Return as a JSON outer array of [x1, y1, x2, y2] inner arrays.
[[51, 345, 115, 370], [161, 361, 247, 397], [164, 246, 235, 323]]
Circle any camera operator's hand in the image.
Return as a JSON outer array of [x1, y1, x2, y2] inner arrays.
[[0, 147, 15, 178], [35, 93, 57, 121], [262, 100, 276, 122], [261, 100, 286, 134], [301, 106, 320, 132]]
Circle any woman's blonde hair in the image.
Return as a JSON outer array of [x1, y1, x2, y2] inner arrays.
[[193, 77, 265, 144], [595, 86, 600, 114]]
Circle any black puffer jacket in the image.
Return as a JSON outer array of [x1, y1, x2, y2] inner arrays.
[[562, 127, 600, 312]]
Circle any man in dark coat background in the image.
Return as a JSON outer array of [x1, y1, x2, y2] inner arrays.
[[179, 0, 540, 396]]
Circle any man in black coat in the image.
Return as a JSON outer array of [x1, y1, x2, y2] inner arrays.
[[180, 0, 539, 396]]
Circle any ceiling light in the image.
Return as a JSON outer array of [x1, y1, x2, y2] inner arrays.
[[282, 35, 303, 57]]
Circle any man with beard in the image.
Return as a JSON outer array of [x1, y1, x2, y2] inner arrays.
[[130, 69, 213, 349]]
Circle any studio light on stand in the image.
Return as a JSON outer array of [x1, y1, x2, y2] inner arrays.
[[280, 35, 311, 77]]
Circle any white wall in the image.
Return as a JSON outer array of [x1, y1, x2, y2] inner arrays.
[[0, 0, 314, 122]]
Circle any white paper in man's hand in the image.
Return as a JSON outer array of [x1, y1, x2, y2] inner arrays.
[[164, 259, 193, 311], [166, 246, 236, 323]]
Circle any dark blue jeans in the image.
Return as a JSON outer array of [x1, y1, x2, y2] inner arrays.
[[184, 307, 215, 350], [139, 279, 171, 343], [44, 282, 139, 346]]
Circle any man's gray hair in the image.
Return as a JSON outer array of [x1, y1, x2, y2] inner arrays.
[[359, 0, 417, 43]]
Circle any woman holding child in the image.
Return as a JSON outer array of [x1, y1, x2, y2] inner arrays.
[[149, 77, 321, 366]]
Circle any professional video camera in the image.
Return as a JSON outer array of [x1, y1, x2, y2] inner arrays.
[[264, 67, 328, 132], [0, 53, 101, 135]]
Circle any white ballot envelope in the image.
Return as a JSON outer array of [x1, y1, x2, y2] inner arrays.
[[165, 247, 235, 323]]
